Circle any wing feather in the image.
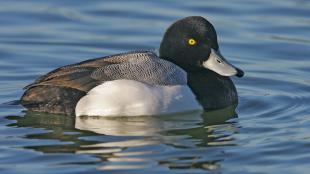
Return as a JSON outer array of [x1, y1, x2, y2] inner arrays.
[[21, 51, 186, 115], [91, 52, 187, 85]]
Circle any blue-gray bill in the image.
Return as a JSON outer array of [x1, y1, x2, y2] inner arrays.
[[202, 49, 244, 78]]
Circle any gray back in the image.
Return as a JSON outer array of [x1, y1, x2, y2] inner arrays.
[[91, 52, 187, 85]]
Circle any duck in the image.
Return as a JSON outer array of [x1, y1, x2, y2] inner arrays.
[[20, 16, 244, 117]]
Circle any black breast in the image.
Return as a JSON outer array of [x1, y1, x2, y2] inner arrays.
[[187, 70, 238, 110]]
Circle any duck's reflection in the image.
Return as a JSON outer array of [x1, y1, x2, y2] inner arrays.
[[75, 111, 204, 136], [75, 105, 237, 136], [7, 105, 238, 171]]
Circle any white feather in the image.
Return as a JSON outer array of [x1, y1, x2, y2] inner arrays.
[[75, 79, 202, 117]]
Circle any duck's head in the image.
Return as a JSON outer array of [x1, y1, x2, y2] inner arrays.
[[159, 16, 244, 77]]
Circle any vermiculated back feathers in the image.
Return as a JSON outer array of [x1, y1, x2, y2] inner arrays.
[[91, 52, 187, 86]]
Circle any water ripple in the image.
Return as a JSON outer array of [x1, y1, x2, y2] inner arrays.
[[0, 0, 310, 173]]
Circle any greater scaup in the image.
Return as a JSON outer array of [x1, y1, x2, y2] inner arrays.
[[20, 16, 244, 116]]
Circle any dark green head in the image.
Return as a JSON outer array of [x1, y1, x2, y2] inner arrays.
[[159, 16, 243, 77]]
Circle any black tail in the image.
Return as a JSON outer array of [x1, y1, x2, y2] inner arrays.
[[2, 100, 21, 105], [21, 86, 86, 116]]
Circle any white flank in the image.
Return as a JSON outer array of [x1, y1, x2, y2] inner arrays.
[[75, 79, 202, 117]]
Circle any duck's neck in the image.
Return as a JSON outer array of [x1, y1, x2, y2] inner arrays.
[[186, 69, 238, 110]]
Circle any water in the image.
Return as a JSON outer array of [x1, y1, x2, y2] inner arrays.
[[0, 0, 310, 173]]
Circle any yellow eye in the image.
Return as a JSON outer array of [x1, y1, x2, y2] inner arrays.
[[188, 38, 197, 46]]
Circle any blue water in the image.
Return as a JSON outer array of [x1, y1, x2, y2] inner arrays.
[[1, 0, 310, 173]]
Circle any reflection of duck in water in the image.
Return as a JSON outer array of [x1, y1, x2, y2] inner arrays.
[[75, 111, 203, 136], [20, 16, 243, 116], [75, 105, 237, 136], [7, 105, 237, 145], [6, 107, 237, 171]]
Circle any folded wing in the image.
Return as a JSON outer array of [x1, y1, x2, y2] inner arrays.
[[21, 51, 187, 115]]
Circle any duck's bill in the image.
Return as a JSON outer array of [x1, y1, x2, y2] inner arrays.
[[202, 49, 244, 77]]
